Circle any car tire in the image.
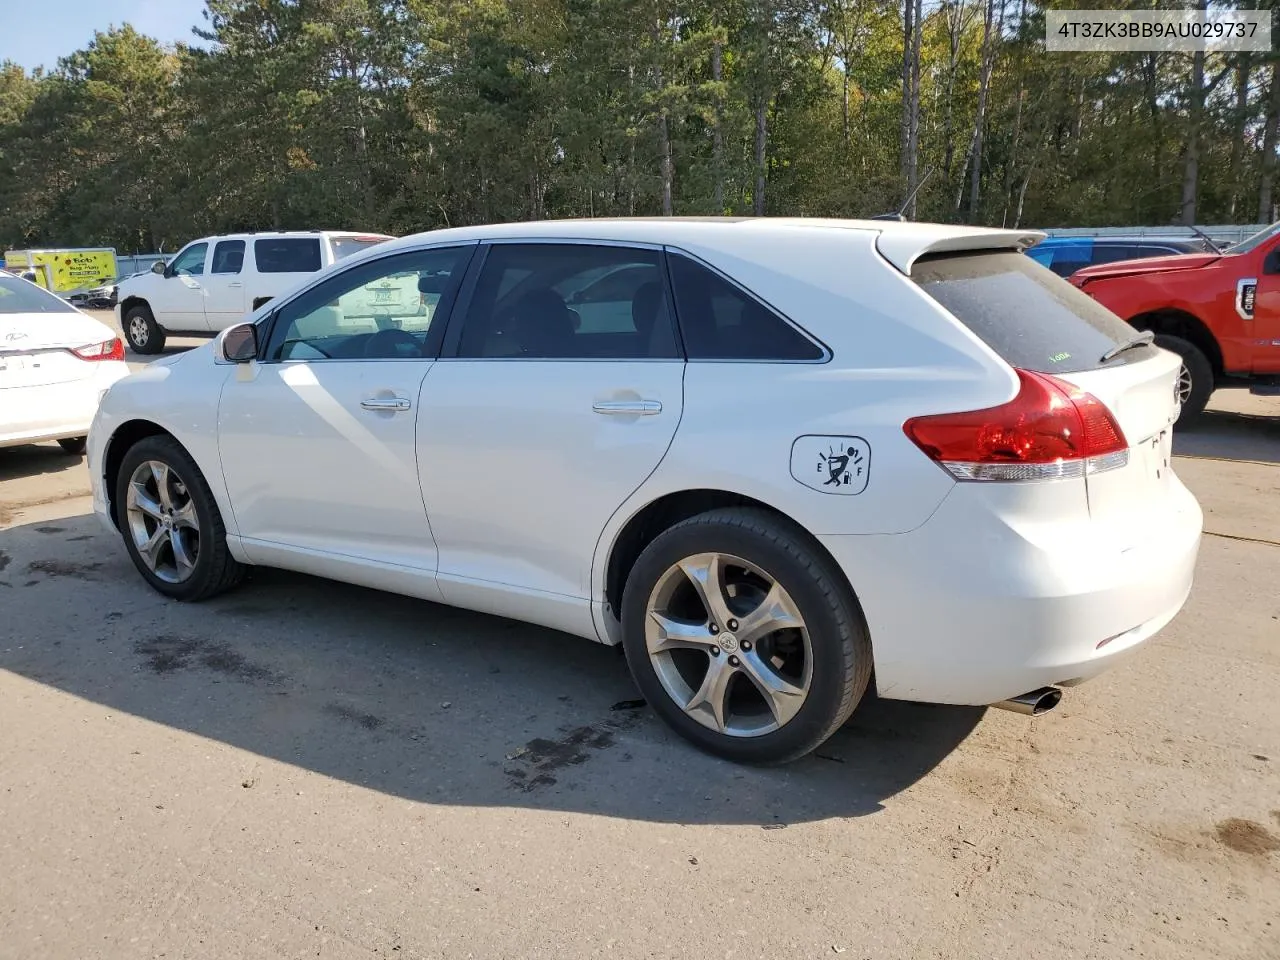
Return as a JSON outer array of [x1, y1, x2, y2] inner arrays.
[[57, 436, 87, 456], [124, 304, 166, 355], [620, 507, 872, 764], [1155, 334, 1213, 425], [114, 435, 245, 601]]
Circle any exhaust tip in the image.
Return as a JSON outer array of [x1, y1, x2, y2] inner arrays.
[[992, 686, 1062, 716]]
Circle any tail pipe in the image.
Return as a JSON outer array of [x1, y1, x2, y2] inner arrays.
[[992, 686, 1062, 716]]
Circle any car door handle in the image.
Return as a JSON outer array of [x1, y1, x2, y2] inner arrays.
[[360, 397, 412, 411], [228, 281, 243, 288], [592, 400, 662, 416]]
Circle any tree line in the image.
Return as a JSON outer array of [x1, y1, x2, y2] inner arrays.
[[1, 0, 1278, 254]]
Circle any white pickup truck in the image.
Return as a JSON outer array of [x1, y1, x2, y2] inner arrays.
[[115, 230, 399, 353]]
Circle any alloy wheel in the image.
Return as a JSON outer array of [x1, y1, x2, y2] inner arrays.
[[1176, 363, 1194, 406], [128, 315, 149, 347], [644, 552, 812, 738], [124, 460, 200, 584]]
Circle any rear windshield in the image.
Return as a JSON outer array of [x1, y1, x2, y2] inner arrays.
[[911, 251, 1150, 374], [330, 236, 390, 261], [0, 273, 76, 314]]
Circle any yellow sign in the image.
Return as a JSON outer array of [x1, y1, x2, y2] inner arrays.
[[3, 248, 117, 293]]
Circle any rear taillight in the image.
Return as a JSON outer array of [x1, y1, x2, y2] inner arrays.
[[903, 369, 1129, 482], [71, 338, 125, 362]]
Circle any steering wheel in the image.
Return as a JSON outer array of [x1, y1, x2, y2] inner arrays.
[[362, 327, 422, 359]]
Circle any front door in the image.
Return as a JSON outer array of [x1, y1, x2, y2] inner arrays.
[[153, 241, 210, 331], [419, 241, 685, 603], [202, 239, 248, 331], [217, 244, 474, 570], [1250, 247, 1280, 374]]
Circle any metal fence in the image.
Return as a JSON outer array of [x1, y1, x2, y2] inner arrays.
[[116, 253, 164, 277], [1036, 224, 1268, 246]]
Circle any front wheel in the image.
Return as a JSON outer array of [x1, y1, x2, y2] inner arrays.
[[114, 435, 245, 601], [124, 304, 166, 355], [621, 507, 872, 764], [1154, 334, 1213, 425]]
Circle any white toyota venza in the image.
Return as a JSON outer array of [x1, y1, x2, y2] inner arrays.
[[87, 219, 1203, 763], [1, 271, 130, 455]]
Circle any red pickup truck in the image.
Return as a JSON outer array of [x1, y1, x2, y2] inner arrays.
[[1068, 223, 1280, 424]]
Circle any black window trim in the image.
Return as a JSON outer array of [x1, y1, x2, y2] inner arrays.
[[662, 245, 831, 364], [436, 237, 686, 363], [253, 242, 479, 364]]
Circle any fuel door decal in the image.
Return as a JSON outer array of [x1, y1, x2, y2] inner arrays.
[[790, 435, 871, 495]]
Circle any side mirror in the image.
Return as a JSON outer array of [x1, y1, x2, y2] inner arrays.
[[151, 260, 166, 275], [221, 322, 258, 363]]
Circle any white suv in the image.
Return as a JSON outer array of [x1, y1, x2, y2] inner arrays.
[[115, 231, 399, 353], [88, 218, 1202, 763]]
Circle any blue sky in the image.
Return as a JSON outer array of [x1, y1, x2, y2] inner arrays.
[[0, 0, 209, 73]]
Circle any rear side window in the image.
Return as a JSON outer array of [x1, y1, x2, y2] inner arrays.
[[211, 240, 245, 275], [255, 238, 322, 274], [912, 251, 1149, 374], [330, 235, 390, 261], [667, 253, 824, 360]]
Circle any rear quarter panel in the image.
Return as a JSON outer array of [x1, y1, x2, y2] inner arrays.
[[592, 226, 1019, 598]]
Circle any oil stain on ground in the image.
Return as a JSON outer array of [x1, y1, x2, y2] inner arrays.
[[503, 714, 640, 792], [0, 549, 9, 574], [1215, 818, 1280, 856], [26, 559, 102, 580], [134, 634, 284, 685], [323, 703, 386, 731]]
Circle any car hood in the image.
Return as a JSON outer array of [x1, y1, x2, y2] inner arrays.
[[1069, 251, 1222, 285], [0, 310, 116, 352]]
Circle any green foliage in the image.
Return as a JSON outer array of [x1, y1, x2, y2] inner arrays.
[[1, 0, 1275, 252]]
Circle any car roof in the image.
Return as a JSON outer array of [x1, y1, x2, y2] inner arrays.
[[360, 217, 1044, 274]]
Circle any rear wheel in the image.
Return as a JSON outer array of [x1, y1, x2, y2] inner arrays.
[[1154, 334, 1213, 426], [57, 436, 87, 456], [124, 304, 166, 355], [621, 508, 872, 764], [115, 435, 245, 601]]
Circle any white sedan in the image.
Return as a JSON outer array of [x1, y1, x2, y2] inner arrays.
[[87, 218, 1202, 763], [1, 272, 130, 455]]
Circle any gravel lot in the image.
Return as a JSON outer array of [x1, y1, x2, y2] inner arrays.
[[2, 318, 1278, 959]]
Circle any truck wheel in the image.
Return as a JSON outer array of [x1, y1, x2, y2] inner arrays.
[[1154, 335, 1213, 426], [124, 304, 166, 355]]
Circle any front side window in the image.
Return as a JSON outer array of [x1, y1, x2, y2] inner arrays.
[[456, 244, 679, 360], [211, 240, 245, 275], [667, 253, 824, 361], [255, 237, 322, 274], [169, 243, 208, 277], [267, 246, 470, 361]]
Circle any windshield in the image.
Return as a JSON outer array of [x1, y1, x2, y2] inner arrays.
[[330, 235, 391, 261], [1225, 222, 1280, 255], [912, 251, 1153, 374], [0, 273, 77, 314]]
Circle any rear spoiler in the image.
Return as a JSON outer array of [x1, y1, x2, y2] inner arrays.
[[874, 227, 1045, 274]]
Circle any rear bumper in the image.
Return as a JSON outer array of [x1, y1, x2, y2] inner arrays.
[[0, 364, 129, 449], [820, 473, 1203, 706]]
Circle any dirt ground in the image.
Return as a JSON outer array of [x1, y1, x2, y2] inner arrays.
[[1, 320, 1278, 959]]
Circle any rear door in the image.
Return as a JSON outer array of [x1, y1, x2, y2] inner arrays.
[[201, 239, 247, 331], [418, 241, 685, 604], [911, 251, 1183, 545]]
